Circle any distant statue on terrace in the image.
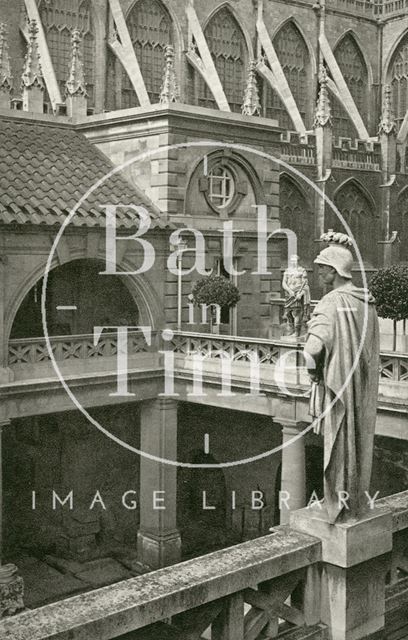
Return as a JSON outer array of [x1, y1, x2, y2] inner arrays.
[[282, 255, 311, 338], [304, 232, 380, 523]]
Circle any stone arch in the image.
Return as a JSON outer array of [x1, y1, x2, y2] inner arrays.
[[263, 20, 312, 129], [202, 2, 254, 61], [270, 16, 317, 76], [190, 5, 249, 113], [5, 255, 162, 345], [38, 0, 96, 107], [330, 178, 377, 264], [331, 32, 369, 138], [279, 172, 314, 266]]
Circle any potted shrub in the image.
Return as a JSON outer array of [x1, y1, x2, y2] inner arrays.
[[191, 275, 240, 333], [370, 265, 408, 351]]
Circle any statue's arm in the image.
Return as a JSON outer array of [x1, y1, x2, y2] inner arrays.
[[282, 274, 292, 296], [304, 335, 325, 383]]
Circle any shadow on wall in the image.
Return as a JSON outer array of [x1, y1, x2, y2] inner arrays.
[[177, 450, 237, 559]]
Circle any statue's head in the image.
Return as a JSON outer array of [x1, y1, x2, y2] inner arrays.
[[289, 254, 299, 266], [314, 232, 353, 280]]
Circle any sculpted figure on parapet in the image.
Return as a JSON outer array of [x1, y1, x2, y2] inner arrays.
[[304, 232, 380, 524], [282, 255, 311, 338]]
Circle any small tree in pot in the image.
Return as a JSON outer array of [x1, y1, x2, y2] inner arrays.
[[370, 265, 408, 351], [192, 275, 240, 333]]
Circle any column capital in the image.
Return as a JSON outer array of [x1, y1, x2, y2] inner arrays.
[[276, 419, 306, 435], [156, 397, 178, 410]]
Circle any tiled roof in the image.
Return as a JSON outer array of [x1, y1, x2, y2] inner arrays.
[[0, 116, 172, 229]]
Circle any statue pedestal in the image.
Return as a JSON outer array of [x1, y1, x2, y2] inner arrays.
[[290, 505, 392, 640]]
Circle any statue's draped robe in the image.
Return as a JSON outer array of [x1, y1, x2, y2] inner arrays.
[[307, 284, 380, 523]]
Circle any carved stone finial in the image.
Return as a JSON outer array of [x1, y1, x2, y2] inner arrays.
[[159, 45, 180, 104], [21, 19, 44, 90], [314, 63, 332, 128], [0, 23, 13, 101], [242, 60, 261, 117], [66, 29, 87, 98], [378, 84, 397, 136]]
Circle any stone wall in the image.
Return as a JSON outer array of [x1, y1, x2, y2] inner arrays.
[[3, 404, 140, 560], [177, 402, 282, 554]]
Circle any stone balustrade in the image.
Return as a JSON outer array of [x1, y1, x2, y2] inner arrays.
[[6, 329, 408, 390], [327, 0, 381, 17], [170, 330, 408, 385], [332, 141, 381, 171], [280, 133, 316, 167], [8, 330, 156, 365], [326, 0, 408, 19], [376, 0, 408, 15], [0, 492, 408, 639], [8, 330, 159, 381], [0, 527, 323, 640]]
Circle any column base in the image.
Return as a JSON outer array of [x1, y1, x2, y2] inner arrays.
[[290, 505, 392, 640], [137, 529, 181, 571], [0, 564, 24, 618]]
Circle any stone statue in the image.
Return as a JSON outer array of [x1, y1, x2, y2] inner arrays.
[[282, 255, 311, 338], [304, 232, 380, 524]]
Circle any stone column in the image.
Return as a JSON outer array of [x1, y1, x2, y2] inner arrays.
[[379, 85, 397, 268], [137, 399, 181, 571], [279, 421, 306, 524], [0, 421, 24, 618]]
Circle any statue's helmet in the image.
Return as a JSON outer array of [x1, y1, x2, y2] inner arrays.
[[314, 243, 353, 279]]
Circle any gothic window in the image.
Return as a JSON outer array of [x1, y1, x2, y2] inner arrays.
[[279, 175, 314, 264], [389, 33, 408, 131], [328, 181, 375, 263], [39, 0, 95, 106], [191, 8, 247, 113], [394, 188, 408, 258], [122, 0, 173, 107], [263, 22, 310, 130], [332, 35, 368, 138]]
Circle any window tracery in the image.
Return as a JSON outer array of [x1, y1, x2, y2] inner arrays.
[[123, 0, 173, 107], [191, 8, 247, 113], [264, 22, 309, 130], [279, 175, 314, 264], [394, 189, 408, 257], [390, 33, 408, 131], [39, 0, 95, 105], [332, 34, 368, 138], [328, 181, 375, 263]]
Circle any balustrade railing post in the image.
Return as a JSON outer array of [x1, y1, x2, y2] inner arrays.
[[291, 563, 322, 626], [212, 592, 244, 640]]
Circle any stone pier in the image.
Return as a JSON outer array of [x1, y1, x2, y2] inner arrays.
[[137, 399, 181, 570], [290, 504, 393, 640]]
